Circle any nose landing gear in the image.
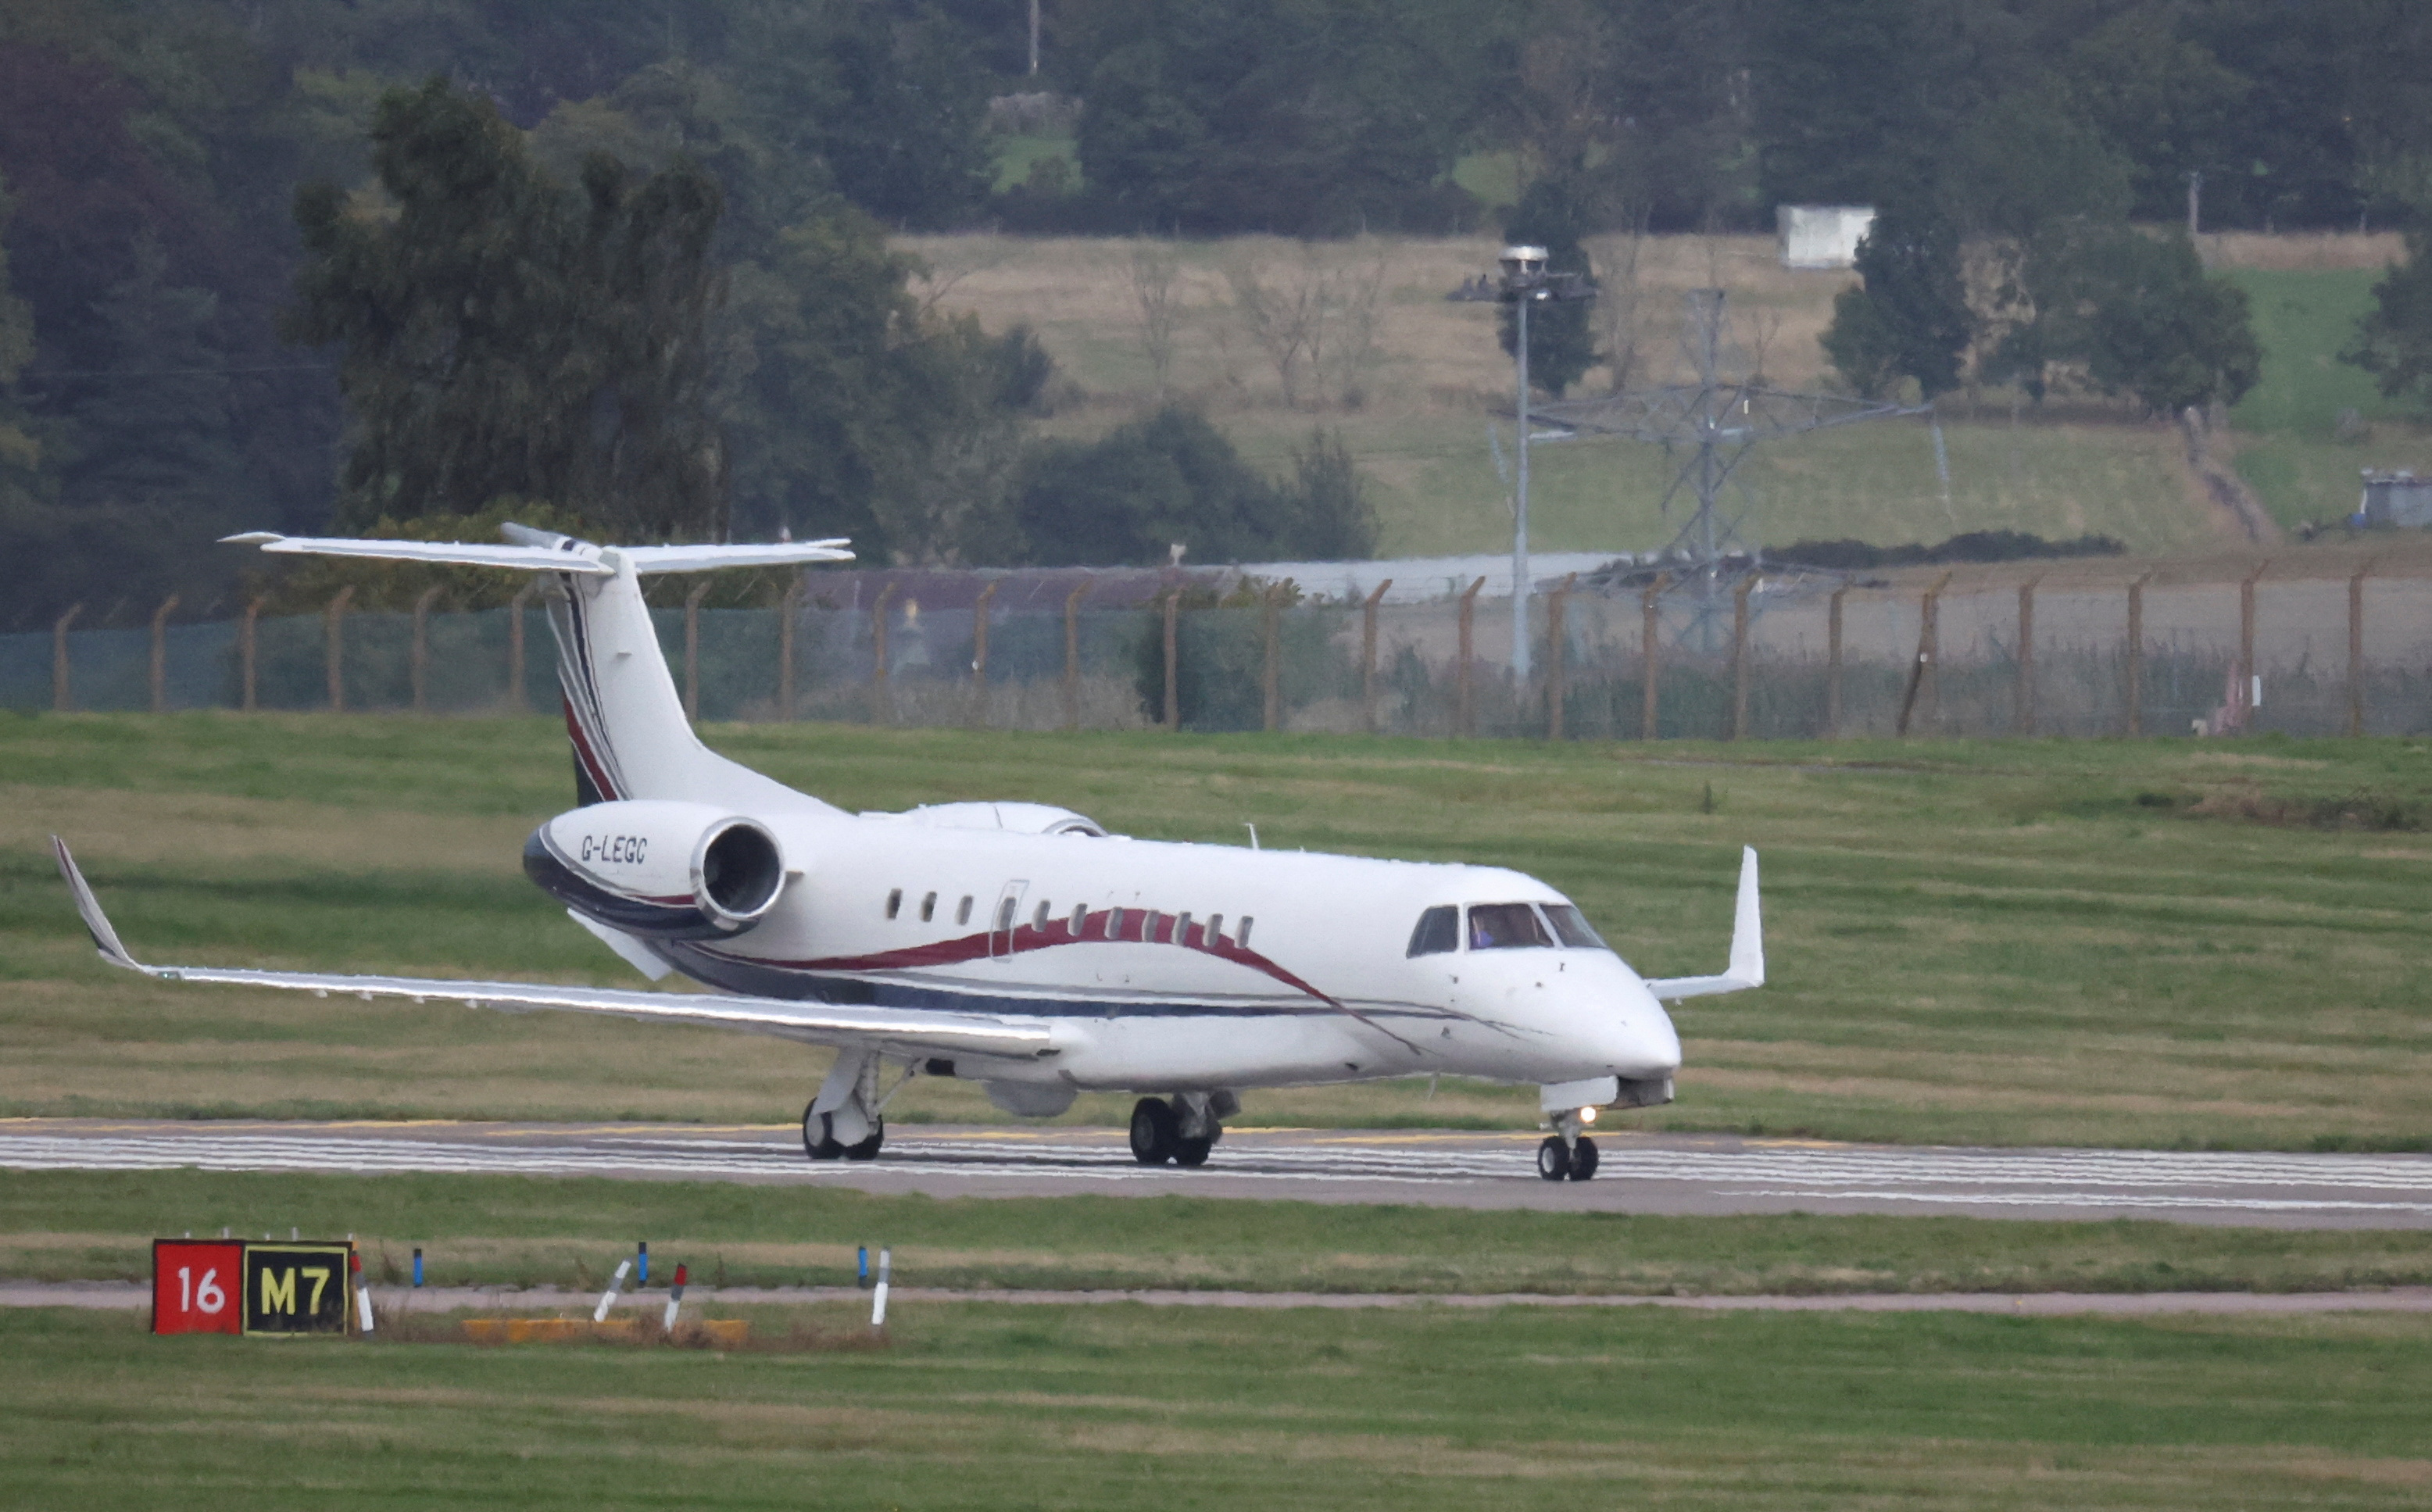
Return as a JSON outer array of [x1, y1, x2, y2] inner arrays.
[[1536, 1106, 1600, 1181], [1128, 1091, 1236, 1167]]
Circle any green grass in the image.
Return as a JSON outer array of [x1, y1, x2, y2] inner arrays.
[[9, 1168, 2432, 1297], [6, 1304, 2430, 1510], [2226, 266, 2432, 528], [6, 712, 2431, 1147], [989, 130, 1077, 192]]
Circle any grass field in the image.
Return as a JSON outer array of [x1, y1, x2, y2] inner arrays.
[[4, 712, 2428, 1149], [899, 227, 2432, 556], [7, 1303, 2430, 1510], [9, 1167, 2431, 1297]]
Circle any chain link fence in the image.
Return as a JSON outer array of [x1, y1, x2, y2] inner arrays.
[[10, 544, 2430, 739]]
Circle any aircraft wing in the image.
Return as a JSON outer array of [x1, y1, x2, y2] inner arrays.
[[51, 838, 1058, 1062], [1643, 846, 1765, 1002]]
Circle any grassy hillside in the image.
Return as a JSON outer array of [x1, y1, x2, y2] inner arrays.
[[5, 713, 2428, 1149], [906, 228, 2432, 558]]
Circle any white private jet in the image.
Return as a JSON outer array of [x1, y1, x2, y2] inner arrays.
[[52, 526, 1762, 1181]]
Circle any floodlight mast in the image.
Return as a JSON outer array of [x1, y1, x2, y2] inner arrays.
[[1448, 247, 1593, 679]]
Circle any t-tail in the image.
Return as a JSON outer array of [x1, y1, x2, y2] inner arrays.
[[221, 526, 853, 810]]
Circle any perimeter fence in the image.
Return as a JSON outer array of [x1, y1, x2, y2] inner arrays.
[[9, 542, 2430, 740]]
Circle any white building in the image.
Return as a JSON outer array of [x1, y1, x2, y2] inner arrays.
[[1776, 205, 1877, 270]]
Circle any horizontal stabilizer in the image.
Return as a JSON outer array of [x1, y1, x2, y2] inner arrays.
[[1644, 845, 1765, 1001], [221, 529, 853, 574], [52, 837, 1053, 1062]]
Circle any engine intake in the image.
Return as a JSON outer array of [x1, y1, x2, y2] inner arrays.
[[524, 800, 790, 939]]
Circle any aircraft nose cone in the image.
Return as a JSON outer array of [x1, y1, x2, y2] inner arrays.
[[1606, 991, 1681, 1081]]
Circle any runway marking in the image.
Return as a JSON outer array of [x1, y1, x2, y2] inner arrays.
[[5, 1126, 2432, 1223]]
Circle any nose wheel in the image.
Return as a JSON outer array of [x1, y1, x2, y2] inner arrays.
[[1536, 1134, 1599, 1181]]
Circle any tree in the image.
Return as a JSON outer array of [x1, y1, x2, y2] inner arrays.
[[2064, 227, 2261, 413], [1499, 177, 1598, 398], [2341, 233, 2432, 409], [1822, 202, 1971, 399], [286, 77, 726, 542]]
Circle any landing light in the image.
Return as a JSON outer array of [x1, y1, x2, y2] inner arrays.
[[1579, 1106, 1597, 1124]]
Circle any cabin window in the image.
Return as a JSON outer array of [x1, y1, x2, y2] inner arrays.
[[994, 896, 1016, 931], [1175, 911, 1193, 944], [1543, 903, 1611, 951], [1070, 903, 1088, 934], [1237, 916, 1254, 949], [920, 892, 937, 923], [1468, 903, 1552, 950], [1207, 913, 1224, 945], [1406, 906, 1459, 957], [885, 888, 903, 920], [1033, 900, 1051, 931], [1144, 910, 1164, 942], [957, 895, 974, 926]]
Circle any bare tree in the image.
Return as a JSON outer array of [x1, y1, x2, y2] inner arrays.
[[1229, 243, 1392, 410], [1128, 242, 1182, 403], [1588, 221, 1648, 393], [1226, 255, 1318, 409]]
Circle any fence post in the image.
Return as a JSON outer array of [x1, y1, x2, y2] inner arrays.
[[870, 583, 897, 725], [1640, 574, 1666, 741], [2126, 572, 2152, 736], [148, 594, 180, 713], [324, 587, 354, 713], [778, 578, 803, 723], [2348, 560, 2371, 737], [1261, 584, 1284, 734], [1825, 584, 1846, 738], [508, 581, 538, 713], [1062, 579, 1089, 731], [241, 596, 265, 712], [52, 603, 82, 713], [683, 581, 710, 724], [971, 580, 999, 729], [1361, 578, 1391, 735], [1729, 574, 1757, 741], [1546, 573, 1576, 740], [2014, 576, 2040, 737], [1161, 590, 1180, 729], [1896, 574, 1950, 738], [410, 586, 442, 713], [2239, 561, 2267, 706], [1455, 576, 1485, 737]]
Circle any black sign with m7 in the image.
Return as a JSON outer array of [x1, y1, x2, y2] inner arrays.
[[240, 1242, 354, 1335]]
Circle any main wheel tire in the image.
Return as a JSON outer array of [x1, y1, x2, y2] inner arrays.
[[1536, 1135, 1572, 1181], [1129, 1097, 1180, 1166], [802, 1104, 843, 1161], [1567, 1135, 1600, 1181], [1173, 1135, 1214, 1168], [843, 1115, 884, 1162]]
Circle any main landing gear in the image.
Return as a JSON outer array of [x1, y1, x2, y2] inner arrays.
[[802, 1049, 892, 1163], [1536, 1106, 1601, 1182], [1128, 1091, 1236, 1167]]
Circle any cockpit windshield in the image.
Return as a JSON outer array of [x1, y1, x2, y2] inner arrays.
[[1467, 903, 1551, 950], [1542, 903, 1609, 950]]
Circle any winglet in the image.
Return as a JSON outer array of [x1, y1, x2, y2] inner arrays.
[[49, 837, 143, 972], [1727, 845, 1763, 988]]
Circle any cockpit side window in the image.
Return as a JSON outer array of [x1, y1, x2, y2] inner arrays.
[[1406, 906, 1458, 957], [1542, 903, 1611, 951], [1467, 903, 1552, 950]]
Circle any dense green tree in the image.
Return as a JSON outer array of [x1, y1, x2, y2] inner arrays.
[[2062, 227, 2261, 413], [1498, 177, 1598, 398], [1007, 408, 1375, 567], [286, 78, 727, 541], [1822, 202, 1972, 399], [2340, 234, 2432, 410]]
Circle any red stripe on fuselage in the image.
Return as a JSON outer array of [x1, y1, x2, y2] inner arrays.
[[563, 702, 620, 802], [709, 908, 1344, 1010]]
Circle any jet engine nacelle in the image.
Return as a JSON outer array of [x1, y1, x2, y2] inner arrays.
[[523, 800, 789, 940]]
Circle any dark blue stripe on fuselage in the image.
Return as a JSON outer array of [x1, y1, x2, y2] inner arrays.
[[523, 832, 731, 940], [656, 938, 1452, 1024]]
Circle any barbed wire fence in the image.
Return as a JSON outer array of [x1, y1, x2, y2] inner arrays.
[[9, 545, 2428, 741]]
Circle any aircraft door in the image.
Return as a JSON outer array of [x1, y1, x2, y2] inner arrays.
[[989, 881, 1029, 960]]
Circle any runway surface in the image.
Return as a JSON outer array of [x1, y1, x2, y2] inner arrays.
[[5, 1118, 2431, 1227]]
